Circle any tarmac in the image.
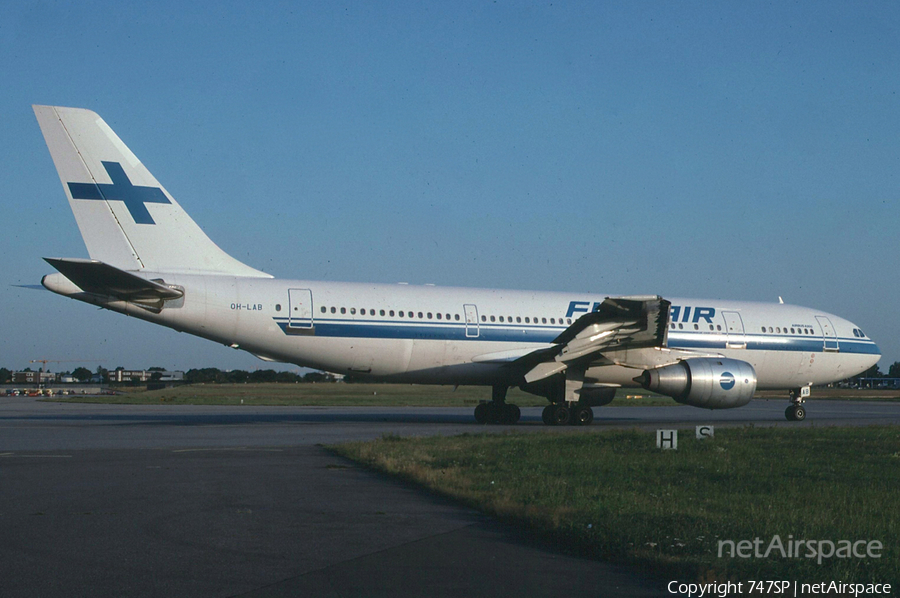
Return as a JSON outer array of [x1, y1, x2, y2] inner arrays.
[[2, 396, 899, 597]]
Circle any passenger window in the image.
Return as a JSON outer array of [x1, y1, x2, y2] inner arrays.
[[761, 327, 766, 333], [694, 324, 699, 330], [790, 328, 795, 334], [455, 314, 460, 321], [525, 317, 530, 323], [717, 325, 722, 331], [490, 316, 496, 322], [350, 308, 356, 315], [436, 313, 442, 320], [380, 310, 385, 316], [499, 316, 505, 322], [550, 318, 556, 324], [399, 311, 404, 317], [516, 317, 521, 323], [389, 310, 395, 317], [427, 312, 433, 319], [481, 315, 486, 322], [567, 318, 572, 324], [340, 307, 346, 314], [542, 318, 547, 324], [678, 323, 683, 329], [418, 312, 423, 319]]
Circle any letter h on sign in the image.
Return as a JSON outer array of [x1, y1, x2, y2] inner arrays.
[[656, 429, 678, 450]]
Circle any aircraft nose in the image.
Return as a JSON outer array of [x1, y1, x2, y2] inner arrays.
[[853, 323, 881, 368]]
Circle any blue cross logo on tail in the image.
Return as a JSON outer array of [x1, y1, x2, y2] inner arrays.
[[67, 161, 170, 225]]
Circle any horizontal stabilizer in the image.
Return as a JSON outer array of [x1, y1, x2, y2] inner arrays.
[[44, 258, 183, 303]]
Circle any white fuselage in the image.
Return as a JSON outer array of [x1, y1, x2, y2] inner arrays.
[[85, 274, 880, 390]]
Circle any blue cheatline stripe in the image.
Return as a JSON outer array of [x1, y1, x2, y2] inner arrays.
[[272, 317, 880, 355], [274, 318, 561, 342]]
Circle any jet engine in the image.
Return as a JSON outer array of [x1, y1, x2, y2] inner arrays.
[[634, 358, 757, 409]]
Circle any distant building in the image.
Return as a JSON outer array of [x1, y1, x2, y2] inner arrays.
[[12, 371, 56, 384], [110, 370, 185, 383]]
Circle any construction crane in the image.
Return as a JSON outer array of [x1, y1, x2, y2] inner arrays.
[[30, 359, 105, 372]]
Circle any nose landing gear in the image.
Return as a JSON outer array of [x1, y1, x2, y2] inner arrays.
[[785, 386, 810, 421]]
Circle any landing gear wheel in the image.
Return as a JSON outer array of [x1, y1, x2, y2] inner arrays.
[[500, 404, 521, 425], [542, 405, 555, 426], [474, 403, 489, 424], [486, 403, 502, 425], [574, 405, 594, 426], [785, 404, 806, 421], [553, 404, 571, 426]]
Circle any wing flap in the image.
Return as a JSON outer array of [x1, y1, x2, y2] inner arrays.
[[518, 296, 671, 383]]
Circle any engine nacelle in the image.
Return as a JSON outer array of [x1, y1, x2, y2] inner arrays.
[[634, 358, 757, 409]]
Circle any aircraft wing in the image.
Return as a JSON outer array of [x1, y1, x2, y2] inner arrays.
[[518, 296, 670, 383]]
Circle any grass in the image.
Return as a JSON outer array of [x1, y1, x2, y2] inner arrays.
[[45, 383, 676, 407], [333, 426, 899, 584]]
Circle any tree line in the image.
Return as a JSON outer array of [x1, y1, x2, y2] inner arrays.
[[0, 366, 338, 384], [182, 368, 337, 384], [3, 363, 900, 385]]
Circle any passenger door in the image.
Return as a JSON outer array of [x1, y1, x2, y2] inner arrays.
[[815, 315, 840, 352], [464, 304, 479, 338], [288, 288, 313, 329], [723, 311, 746, 349]]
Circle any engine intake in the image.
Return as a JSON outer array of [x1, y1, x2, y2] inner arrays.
[[634, 358, 757, 409]]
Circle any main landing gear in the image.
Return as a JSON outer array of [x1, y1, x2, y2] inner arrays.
[[784, 386, 809, 421], [541, 403, 593, 426], [474, 385, 521, 425]]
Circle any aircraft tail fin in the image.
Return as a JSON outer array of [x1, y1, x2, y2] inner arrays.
[[33, 105, 270, 278]]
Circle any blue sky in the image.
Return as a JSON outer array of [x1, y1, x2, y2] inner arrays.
[[2, 1, 898, 373]]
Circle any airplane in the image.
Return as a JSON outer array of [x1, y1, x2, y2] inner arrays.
[[33, 105, 881, 425]]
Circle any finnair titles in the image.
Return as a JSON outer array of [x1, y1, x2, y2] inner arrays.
[[33, 106, 880, 425]]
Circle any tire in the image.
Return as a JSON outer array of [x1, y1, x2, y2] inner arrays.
[[792, 404, 806, 421], [542, 405, 555, 425], [474, 403, 489, 424], [553, 404, 571, 426], [574, 405, 594, 426], [486, 403, 501, 425], [501, 404, 521, 425]]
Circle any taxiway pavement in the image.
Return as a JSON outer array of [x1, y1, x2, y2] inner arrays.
[[2, 397, 898, 597]]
